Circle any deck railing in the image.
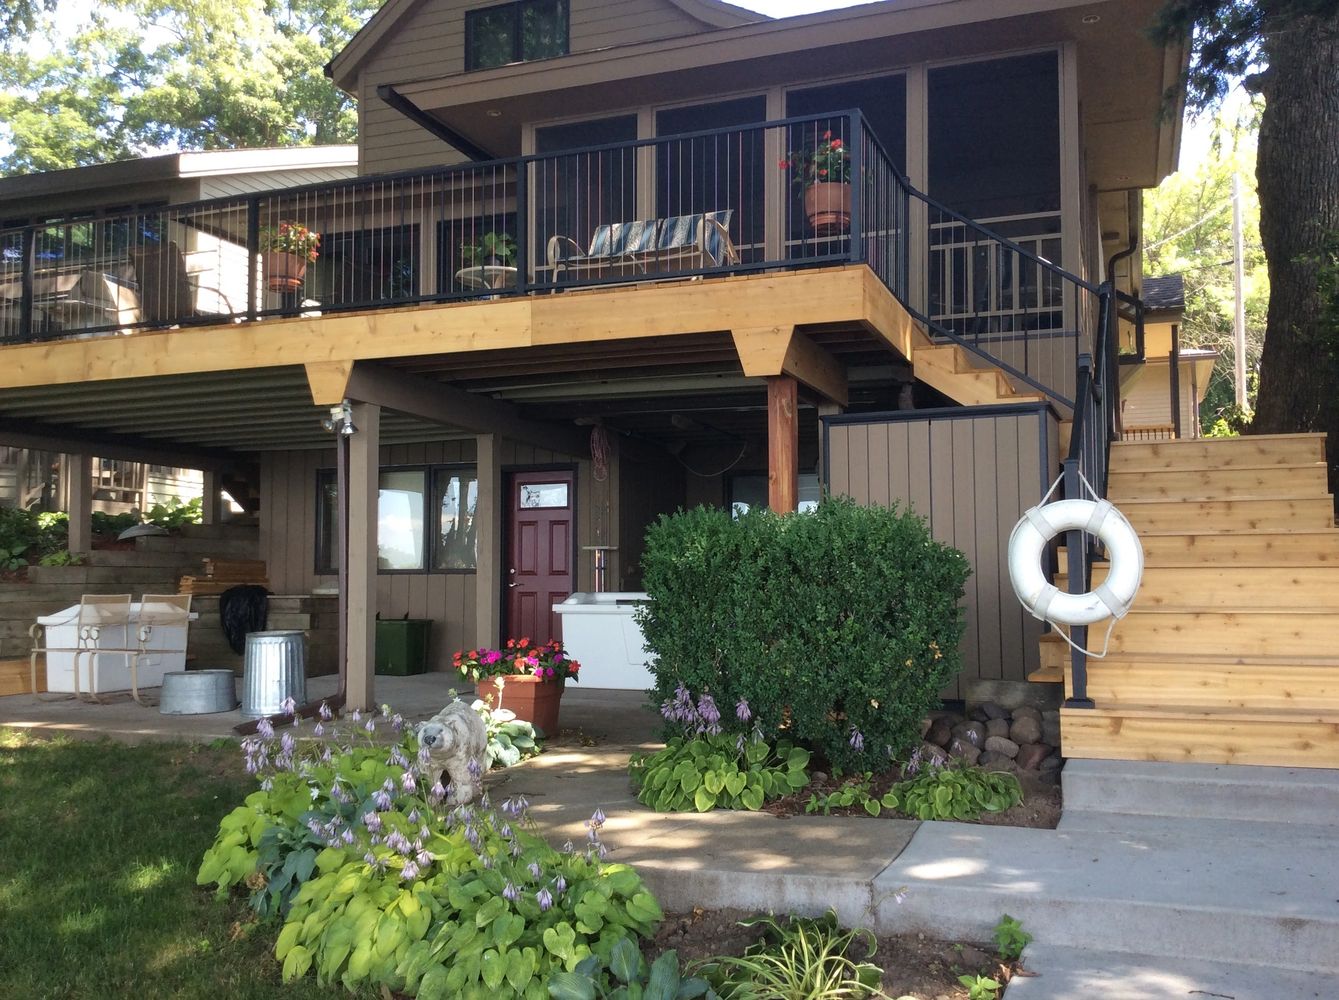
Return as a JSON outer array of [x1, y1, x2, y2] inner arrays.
[[1, 110, 1101, 407]]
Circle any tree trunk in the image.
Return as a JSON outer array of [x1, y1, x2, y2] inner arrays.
[[1251, 8, 1339, 497]]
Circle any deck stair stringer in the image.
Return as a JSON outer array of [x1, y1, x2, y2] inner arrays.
[[911, 343, 1046, 407]]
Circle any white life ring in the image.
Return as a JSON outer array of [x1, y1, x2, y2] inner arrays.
[[1008, 498, 1143, 627]]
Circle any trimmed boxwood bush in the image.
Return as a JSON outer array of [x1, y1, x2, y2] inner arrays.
[[638, 496, 970, 772]]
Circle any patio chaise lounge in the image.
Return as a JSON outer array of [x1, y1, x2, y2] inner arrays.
[[546, 210, 738, 282]]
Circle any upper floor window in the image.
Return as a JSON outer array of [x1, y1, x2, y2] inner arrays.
[[465, 0, 569, 71]]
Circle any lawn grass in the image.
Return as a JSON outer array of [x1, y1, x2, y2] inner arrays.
[[0, 728, 373, 999]]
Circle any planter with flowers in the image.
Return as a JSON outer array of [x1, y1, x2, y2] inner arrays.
[[781, 131, 852, 235], [260, 220, 321, 291], [453, 637, 580, 737]]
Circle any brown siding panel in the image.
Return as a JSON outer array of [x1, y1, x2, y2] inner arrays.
[[826, 405, 1054, 695]]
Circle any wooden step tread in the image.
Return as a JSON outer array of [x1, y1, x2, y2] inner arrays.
[[1114, 494, 1334, 505], [1082, 651, 1339, 668], [1062, 703, 1339, 724], [1111, 433, 1327, 445], [1132, 527, 1339, 536], [1027, 664, 1063, 683], [1124, 605, 1339, 616], [1109, 461, 1327, 474]]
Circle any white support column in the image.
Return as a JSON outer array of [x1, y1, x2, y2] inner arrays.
[[67, 453, 93, 555], [346, 402, 380, 713], [474, 433, 501, 649]]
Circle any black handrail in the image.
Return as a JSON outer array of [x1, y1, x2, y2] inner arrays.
[[1, 108, 1102, 414]]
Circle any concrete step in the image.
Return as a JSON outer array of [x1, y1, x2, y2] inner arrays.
[[1004, 945, 1328, 1000], [1059, 758, 1339, 824], [1055, 810, 1338, 851], [874, 820, 1339, 974]]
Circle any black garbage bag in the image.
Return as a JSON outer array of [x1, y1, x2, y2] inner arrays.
[[219, 584, 271, 655]]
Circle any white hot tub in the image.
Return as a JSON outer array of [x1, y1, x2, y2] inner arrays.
[[553, 592, 654, 690], [37, 602, 197, 694]]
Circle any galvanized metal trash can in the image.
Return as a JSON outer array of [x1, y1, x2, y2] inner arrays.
[[159, 669, 238, 715], [241, 630, 307, 718]]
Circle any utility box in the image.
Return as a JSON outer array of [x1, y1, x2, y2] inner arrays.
[[552, 593, 654, 690], [375, 618, 432, 676]]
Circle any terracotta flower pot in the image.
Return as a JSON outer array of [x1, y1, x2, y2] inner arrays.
[[264, 250, 309, 292], [803, 182, 852, 235], [477, 674, 564, 737]]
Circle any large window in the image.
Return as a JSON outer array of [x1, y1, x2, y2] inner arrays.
[[466, 0, 568, 71], [315, 465, 479, 575]]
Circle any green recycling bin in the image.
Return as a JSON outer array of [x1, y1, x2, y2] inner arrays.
[[375, 618, 432, 676]]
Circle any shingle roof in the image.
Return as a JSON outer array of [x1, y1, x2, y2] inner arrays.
[[1142, 274, 1185, 312]]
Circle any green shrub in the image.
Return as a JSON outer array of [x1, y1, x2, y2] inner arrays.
[[145, 495, 203, 529], [993, 914, 1031, 962], [0, 507, 68, 567], [885, 763, 1022, 822], [91, 510, 139, 536], [638, 497, 971, 771], [198, 705, 660, 998], [628, 733, 809, 812]]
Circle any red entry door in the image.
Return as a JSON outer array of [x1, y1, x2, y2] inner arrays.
[[505, 470, 575, 644]]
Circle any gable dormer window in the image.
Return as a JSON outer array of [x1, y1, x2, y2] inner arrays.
[[465, 0, 569, 71]]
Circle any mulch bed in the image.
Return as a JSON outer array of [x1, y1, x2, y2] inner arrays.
[[649, 907, 1027, 1000]]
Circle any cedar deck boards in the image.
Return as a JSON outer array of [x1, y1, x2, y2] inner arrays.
[[1057, 434, 1339, 768]]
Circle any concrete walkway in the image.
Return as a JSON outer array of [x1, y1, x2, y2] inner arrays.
[[2, 684, 1335, 998]]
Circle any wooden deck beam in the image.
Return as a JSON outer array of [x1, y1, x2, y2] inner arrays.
[[0, 267, 917, 391]]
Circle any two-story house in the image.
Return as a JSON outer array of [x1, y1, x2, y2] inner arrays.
[[2, 0, 1334, 767]]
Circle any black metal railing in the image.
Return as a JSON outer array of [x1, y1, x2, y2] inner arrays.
[[1, 109, 1097, 407], [1060, 282, 1118, 708]]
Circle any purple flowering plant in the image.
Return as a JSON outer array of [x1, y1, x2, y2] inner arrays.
[[198, 700, 662, 996]]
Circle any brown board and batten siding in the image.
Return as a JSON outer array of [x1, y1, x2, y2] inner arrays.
[[824, 404, 1058, 699], [354, 0, 721, 175]]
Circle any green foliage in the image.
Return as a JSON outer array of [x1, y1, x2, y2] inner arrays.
[[0, 507, 68, 567], [992, 914, 1031, 962], [547, 938, 714, 1000], [145, 495, 203, 529], [0, 0, 378, 174], [91, 510, 139, 536], [694, 910, 884, 999], [638, 498, 970, 772], [462, 231, 518, 266], [37, 549, 84, 567], [885, 765, 1022, 822], [199, 709, 661, 998], [473, 699, 541, 769], [957, 973, 1002, 1000], [804, 774, 895, 818], [628, 734, 809, 812]]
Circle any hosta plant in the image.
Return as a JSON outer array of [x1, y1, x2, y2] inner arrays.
[[886, 763, 1022, 822], [547, 937, 715, 1000], [198, 701, 661, 998], [628, 731, 809, 812], [473, 698, 540, 769]]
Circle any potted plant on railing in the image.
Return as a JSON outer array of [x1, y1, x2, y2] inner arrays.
[[453, 637, 579, 737], [260, 220, 321, 291], [460, 230, 516, 267], [782, 131, 852, 235]]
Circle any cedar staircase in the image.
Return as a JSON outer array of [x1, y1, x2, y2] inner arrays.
[[911, 343, 1045, 406], [1044, 433, 1339, 768]]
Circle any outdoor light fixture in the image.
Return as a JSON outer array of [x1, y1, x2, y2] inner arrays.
[[322, 400, 357, 436]]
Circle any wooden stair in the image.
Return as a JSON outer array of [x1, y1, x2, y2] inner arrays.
[[1053, 433, 1339, 768], [912, 343, 1045, 407]]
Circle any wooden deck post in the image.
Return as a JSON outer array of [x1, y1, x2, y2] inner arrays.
[[200, 469, 220, 525], [475, 433, 501, 649], [67, 453, 92, 555], [346, 401, 380, 712], [767, 375, 799, 513]]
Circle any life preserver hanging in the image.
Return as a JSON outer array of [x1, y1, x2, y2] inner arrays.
[[1008, 497, 1143, 627]]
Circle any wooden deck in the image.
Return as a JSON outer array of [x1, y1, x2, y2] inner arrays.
[[0, 657, 43, 696], [1056, 433, 1339, 768]]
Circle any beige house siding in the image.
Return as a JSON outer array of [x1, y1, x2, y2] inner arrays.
[[1120, 360, 1201, 438], [355, 0, 723, 174], [197, 168, 358, 200], [826, 406, 1056, 698]]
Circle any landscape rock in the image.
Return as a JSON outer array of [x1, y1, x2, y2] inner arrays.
[[985, 718, 1012, 739], [977, 750, 1017, 771], [924, 716, 954, 748], [983, 735, 1020, 757], [1038, 753, 1062, 772], [969, 706, 990, 723], [1014, 742, 1051, 770], [919, 717, 932, 738], [957, 945, 994, 970], [979, 701, 1010, 720], [920, 742, 949, 767], [951, 721, 987, 748], [948, 742, 981, 765], [1042, 709, 1062, 746], [1011, 705, 1042, 725], [1010, 716, 1042, 745]]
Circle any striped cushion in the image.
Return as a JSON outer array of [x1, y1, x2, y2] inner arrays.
[[585, 225, 612, 258], [657, 215, 702, 251], [609, 220, 659, 256], [703, 209, 734, 264]]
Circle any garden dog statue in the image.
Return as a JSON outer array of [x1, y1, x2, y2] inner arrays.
[[415, 700, 488, 805]]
